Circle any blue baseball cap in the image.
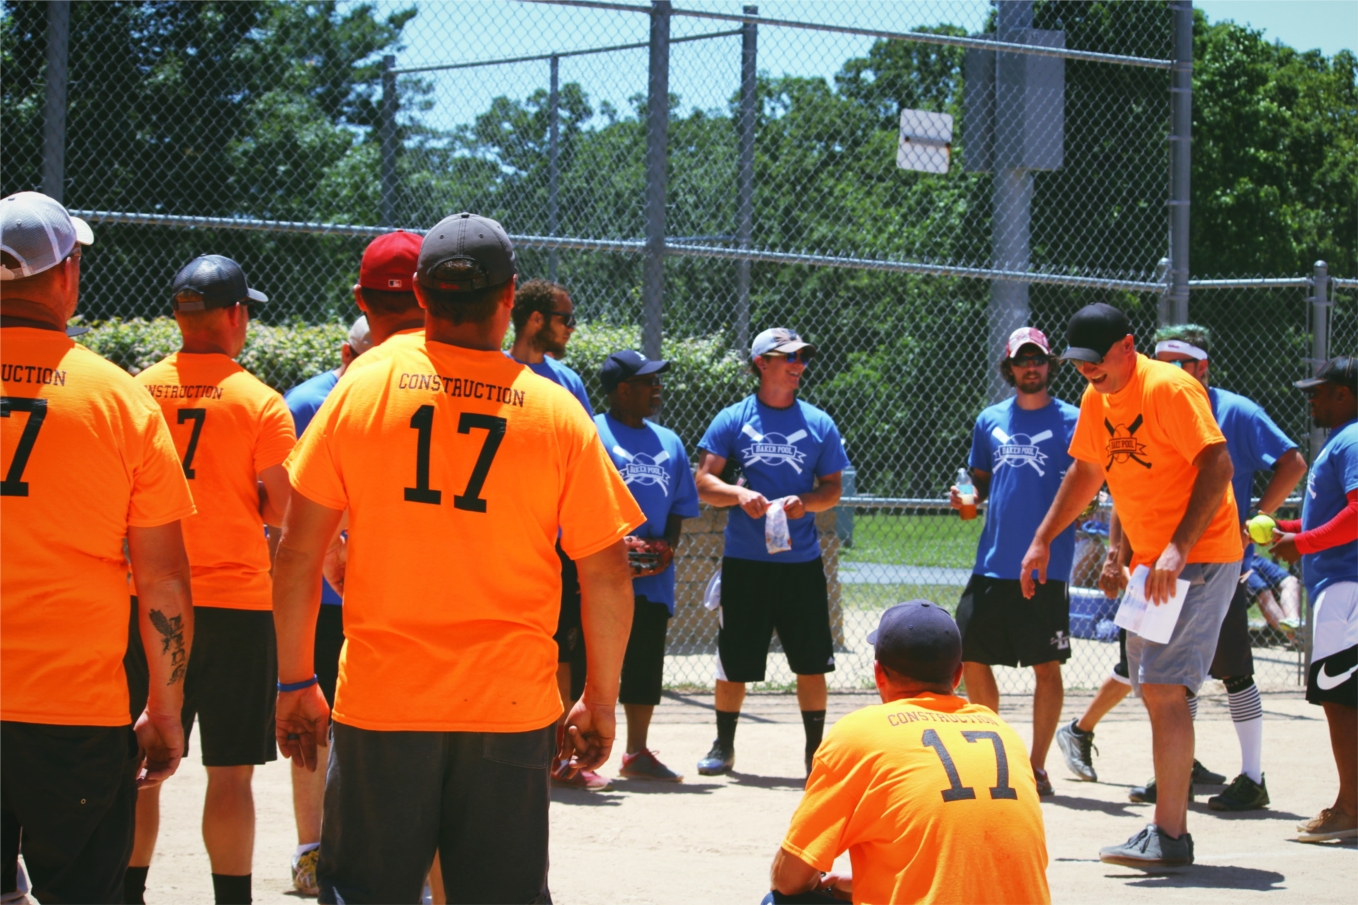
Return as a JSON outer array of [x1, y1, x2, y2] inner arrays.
[[866, 600, 962, 683], [600, 349, 669, 394]]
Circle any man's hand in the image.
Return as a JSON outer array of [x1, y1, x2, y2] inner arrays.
[[1146, 543, 1188, 605], [818, 872, 854, 902], [625, 536, 674, 577], [947, 485, 965, 510], [1019, 538, 1050, 599], [781, 495, 807, 519], [276, 683, 331, 772], [556, 696, 616, 777], [133, 708, 185, 789], [1099, 553, 1130, 599], [1270, 530, 1301, 564], [322, 532, 347, 596], [737, 487, 770, 519]]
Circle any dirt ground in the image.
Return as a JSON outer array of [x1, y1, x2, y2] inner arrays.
[[131, 689, 1354, 904]]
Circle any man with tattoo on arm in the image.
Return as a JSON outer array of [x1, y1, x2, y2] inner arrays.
[[273, 213, 642, 902], [1, 192, 196, 904], [127, 255, 297, 905]]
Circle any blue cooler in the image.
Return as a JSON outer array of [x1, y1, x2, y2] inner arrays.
[[1069, 586, 1119, 640]]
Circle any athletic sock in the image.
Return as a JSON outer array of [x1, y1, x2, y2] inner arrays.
[[1187, 694, 1198, 721], [1225, 677, 1264, 783], [1069, 718, 1091, 737], [124, 866, 149, 905], [211, 873, 251, 905], [801, 710, 827, 759], [716, 710, 739, 748]]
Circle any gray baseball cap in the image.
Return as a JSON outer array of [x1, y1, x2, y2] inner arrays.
[[170, 255, 268, 311], [751, 327, 816, 359], [417, 212, 516, 292], [0, 191, 93, 281]]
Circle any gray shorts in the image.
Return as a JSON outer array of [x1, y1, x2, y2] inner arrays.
[[1127, 560, 1240, 696]]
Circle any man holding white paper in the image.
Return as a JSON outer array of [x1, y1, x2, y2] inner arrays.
[[1019, 304, 1241, 869]]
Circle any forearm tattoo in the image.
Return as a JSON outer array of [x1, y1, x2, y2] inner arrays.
[[148, 609, 188, 685]]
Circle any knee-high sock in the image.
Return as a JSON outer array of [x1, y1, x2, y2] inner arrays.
[[1187, 693, 1198, 722], [1225, 676, 1264, 783]]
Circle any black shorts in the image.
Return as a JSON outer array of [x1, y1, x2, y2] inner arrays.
[[1308, 644, 1358, 707], [319, 722, 553, 905], [956, 575, 1071, 667], [1209, 577, 1254, 679], [619, 597, 671, 706], [1112, 627, 1130, 683], [315, 604, 345, 708], [717, 557, 835, 683], [182, 607, 278, 767], [554, 543, 582, 664], [125, 597, 149, 723], [2, 721, 138, 904]]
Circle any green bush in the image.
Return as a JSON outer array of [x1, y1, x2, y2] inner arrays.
[[75, 318, 748, 454]]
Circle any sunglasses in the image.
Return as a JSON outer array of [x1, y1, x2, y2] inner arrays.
[[545, 310, 578, 329], [765, 350, 813, 365], [1010, 354, 1050, 368]]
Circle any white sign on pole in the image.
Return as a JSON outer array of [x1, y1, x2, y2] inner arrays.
[[897, 109, 953, 174]]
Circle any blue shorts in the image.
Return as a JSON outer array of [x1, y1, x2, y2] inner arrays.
[[1245, 554, 1290, 595]]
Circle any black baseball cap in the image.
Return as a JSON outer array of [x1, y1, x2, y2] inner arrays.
[[416, 212, 516, 292], [1059, 303, 1132, 364], [1294, 356, 1358, 392], [600, 350, 669, 394], [866, 600, 962, 684], [170, 255, 268, 312]]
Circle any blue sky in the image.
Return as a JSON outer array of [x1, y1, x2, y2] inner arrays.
[[384, 2, 1356, 135]]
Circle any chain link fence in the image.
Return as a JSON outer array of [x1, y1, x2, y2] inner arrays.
[[4, 1, 1350, 692]]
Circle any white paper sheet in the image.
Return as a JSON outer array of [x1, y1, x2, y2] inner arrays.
[[1113, 565, 1190, 645]]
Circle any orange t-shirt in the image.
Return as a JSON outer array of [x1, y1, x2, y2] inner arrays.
[[136, 352, 295, 610], [285, 339, 644, 732], [1069, 354, 1240, 568], [783, 693, 1050, 905], [1, 327, 195, 726]]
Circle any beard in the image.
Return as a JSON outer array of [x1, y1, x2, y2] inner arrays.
[[534, 320, 567, 358], [1015, 371, 1049, 394]]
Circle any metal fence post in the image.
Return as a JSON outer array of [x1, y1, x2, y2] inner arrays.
[[988, 0, 1033, 402], [380, 54, 398, 228], [42, 0, 70, 202], [1303, 259, 1329, 680], [735, 5, 758, 355], [1165, 0, 1193, 326], [642, 1, 671, 360], [548, 54, 561, 282]]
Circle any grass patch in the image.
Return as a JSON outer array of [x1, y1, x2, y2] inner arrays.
[[840, 582, 967, 612], [839, 513, 983, 568]]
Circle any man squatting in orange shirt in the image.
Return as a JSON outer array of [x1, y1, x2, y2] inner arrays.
[[771, 601, 1050, 905], [1, 192, 196, 904], [271, 212, 644, 903]]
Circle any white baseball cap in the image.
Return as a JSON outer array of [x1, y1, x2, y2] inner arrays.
[[0, 191, 94, 281], [346, 315, 374, 356]]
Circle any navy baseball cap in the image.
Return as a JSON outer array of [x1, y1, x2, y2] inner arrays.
[[170, 255, 268, 312], [1059, 303, 1132, 364], [600, 350, 669, 394], [1294, 356, 1357, 393], [866, 601, 962, 683]]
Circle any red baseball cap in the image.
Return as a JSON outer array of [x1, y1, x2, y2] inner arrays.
[[359, 230, 422, 291], [1004, 326, 1052, 359]]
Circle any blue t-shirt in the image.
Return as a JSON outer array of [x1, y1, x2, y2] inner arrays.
[[1300, 418, 1358, 599], [968, 397, 1080, 581], [284, 369, 343, 605], [595, 413, 700, 613], [699, 396, 851, 564], [508, 353, 593, 415], [1211, 387, 1299, 563]]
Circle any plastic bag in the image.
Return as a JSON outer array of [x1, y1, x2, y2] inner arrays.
[[765, 499, 792, 554]]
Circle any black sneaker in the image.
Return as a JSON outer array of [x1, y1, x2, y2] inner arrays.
[[1192, 759, 1227, 785], [1208, 773, 1270, 811], [697, 739, 734, 776], [1099, 823, 1194, 868], [1034, 767, 1054, 796], [1128, 778, 1194, 804], [1056, 720, 1098, 782]]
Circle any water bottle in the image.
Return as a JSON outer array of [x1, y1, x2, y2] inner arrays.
[[956, 467, 977, 520]]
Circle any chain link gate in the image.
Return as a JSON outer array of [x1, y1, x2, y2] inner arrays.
[[4, 1, 1350, 693]]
